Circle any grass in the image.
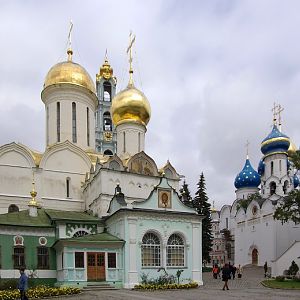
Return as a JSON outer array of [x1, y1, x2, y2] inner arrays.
[[262, 279, 300, 289]]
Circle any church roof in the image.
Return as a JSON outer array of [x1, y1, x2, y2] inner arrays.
[[45, 209, 101, 223], [62, 232, 124, 243]]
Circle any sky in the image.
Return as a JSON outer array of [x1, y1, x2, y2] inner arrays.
[[1, 0, 300, 209]]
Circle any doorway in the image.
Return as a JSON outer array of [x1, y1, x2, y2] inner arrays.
[[87, 252, 105, 281], [252, 248, 258, 265]]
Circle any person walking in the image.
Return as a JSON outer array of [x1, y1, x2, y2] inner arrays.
[[18, 268, 28, 300], [222, 263, 231, 290], [264, 261, 268, 278], [237, 264, 243, 278], [212, 264, 219, 279]]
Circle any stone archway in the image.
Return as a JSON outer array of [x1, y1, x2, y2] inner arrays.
[[252, 248, 258, 265]]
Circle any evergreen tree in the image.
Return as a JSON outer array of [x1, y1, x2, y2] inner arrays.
[[179, 180, 192, 207], [193, 172, 213, 263]]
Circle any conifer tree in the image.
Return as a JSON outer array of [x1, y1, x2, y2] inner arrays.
[[179, 180, 192, 207], [193, 172, 213, 263]]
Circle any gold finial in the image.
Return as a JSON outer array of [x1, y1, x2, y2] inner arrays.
[[96, 50, 113, 81], [272, 102, 278, 125], [126, 31, 136, 86], [211, 200, 216, 212], [29, 172, 38, 206], [104, 48, 108, 63], [245, 140, 250, 159], [277, 104, 284, 131], [67, 20, 73, 61]]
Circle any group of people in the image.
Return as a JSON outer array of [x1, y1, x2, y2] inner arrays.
[[212, 263, 243, 290]]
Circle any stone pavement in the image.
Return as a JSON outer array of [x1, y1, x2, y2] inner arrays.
[[52, 266, 300, 300]]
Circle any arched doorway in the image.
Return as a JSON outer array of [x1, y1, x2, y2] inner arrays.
[[252, 248, 258, 265]]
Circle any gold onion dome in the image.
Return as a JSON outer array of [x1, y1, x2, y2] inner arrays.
[[111, 82, 151, 127], [43, 49, 96, 94], [288, 140, 298, 158]]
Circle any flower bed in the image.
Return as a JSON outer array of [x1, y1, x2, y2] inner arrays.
[[134, 282, 198, 290], [0, 286, 80, 300]]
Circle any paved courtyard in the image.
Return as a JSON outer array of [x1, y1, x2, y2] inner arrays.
[[55, 266, 300, 300]]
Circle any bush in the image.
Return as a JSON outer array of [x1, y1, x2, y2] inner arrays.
[[0, 285, 80, 299], [275, 276, 285, 282], [288, 261, 299, 276], [134, 282, 198, 290], [0, 279, 19, 290]]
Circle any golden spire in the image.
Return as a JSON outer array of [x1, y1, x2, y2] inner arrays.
[[67, 20, 73, 61], [29, 172, 38, 207], [126, 31, 136, 86]]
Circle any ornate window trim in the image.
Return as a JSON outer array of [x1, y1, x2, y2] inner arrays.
[[141, 232, 161, 267], [166, 234, 185, 267], [14, 235, 24, 246]]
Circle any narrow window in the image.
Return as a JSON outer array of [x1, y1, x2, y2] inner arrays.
[[103, 81, 112, 101], [141, 232, 161, 267], [123, 132, 126, 153], [57, 102, 60, 142], [61, 252, 64, 268], [87, 107, 90, 146], [46, 106, 49, 145], [0, 246, 1, 268], [108, 253, 116, 268], [226, 218, 228, 229], [167, 234, 185, 267], [75, 252, 84, 268], [72, 102, 77, 143], [66, 178, 70, 198], [37, 247, 49, 269], [13, 247, 25, 269], [271, 161, 274, 176], [270, 181, 276, 195], [138, 132, 141, 152], [279, 160, 282, 173], [283, 180, 289, 194]]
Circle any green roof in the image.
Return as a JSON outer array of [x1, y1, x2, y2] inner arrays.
[[45, 209, 101, 223], [0, 209, 53, 227], [62, 232, 124, 243]]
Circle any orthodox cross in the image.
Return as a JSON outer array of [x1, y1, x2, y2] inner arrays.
[[277, 104, 284, 130], [67, 20, 73, 61], [126, 31, 136, 85], [271, 102, 278, 125], [245, 140, 250, 158]]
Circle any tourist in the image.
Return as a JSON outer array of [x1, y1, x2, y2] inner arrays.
[[222, 263, 231, 290], [237, 264, 243, 278], [212, 264, 219, 279], [264, 261, 268, 277], [18, 268, 28, 300], [231, 264, 236, 279]]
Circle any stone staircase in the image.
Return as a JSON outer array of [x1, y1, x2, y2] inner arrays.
[[83, 282, 119, 291]]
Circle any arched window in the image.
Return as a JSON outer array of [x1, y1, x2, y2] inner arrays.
[[73, 230, 89, 238], [103, 81, 112, 101], [86, 107, 90, 146], [66, 177, 71, 198], [8, 204, 19, 213], [271, 161, 274, 176], [57, 102, 60, 142], [270, 181, 276, 195], [103, 112, 112, 131], [283, 180, 289, 194], [141, 232, 161, 267], [123, 132, 126, 153], [104, 150, 113, 156], [72, 102, 77, 143], [167, 234, 185, 267]]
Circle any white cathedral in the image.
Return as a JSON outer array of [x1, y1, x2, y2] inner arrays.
[[211, 112, 300, 276], [0, 39, 203, 288]]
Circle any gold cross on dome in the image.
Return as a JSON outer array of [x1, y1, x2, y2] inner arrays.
[[126, 31, 136, 85], [271, 102, 278, 125], [277, 104, 284, 129]]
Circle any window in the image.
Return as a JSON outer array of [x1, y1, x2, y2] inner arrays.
[[283, 180, 289, 194], [87, 107, 90, 146], [108, 253, 116, 268], [37, 247, 49, 269], [279, 160, 282, 173], [123, 132, 126, 153], [138, 132, 141, 152], [226, 218, 228, 229], [270, 181, 276, 195], [0, 246, 1, 268], [72, 102, 77, 143], [103, 81, 112, 101], [73, 230, 88, 237], [105, 150, 114, 156], [141, 232, 161, 267], [103, 112, 112, 131], [57, 102, 60, 142], [46, 106, 49, 145], [66, 178, 70, 198], [13, 247, 25, 269], [166, 234, 185, 267], [75, 252, 84, 268], [8, 204, 19, 213], [271, 161, 274, 176]]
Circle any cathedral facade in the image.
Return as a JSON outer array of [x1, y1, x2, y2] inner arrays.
[[0, 41, 203, 288], [211, 114, 300, 276]]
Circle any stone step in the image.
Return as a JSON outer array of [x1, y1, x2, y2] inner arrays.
[[83, 286, 119, 291]]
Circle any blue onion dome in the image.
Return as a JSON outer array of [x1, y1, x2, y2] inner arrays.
[[258, 159, 265, 176], [293, 174, 299, 188], [261, 125, 290, 156], [234, 158, 261, 189]]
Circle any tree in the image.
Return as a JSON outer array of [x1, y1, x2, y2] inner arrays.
[[288, 260, 299, 276], [274, 151, 300, 224], [179, 180, 192, 207], [193, 172, 213, 263]]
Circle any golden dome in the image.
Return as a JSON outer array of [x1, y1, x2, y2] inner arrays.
[[288, 140, 298, 158], [111, 83, 151, 126], [43, 49, 96, 94]]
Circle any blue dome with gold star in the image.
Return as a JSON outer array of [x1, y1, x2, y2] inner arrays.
[[234, 158, 261, 189], [261, 125, 290, 156]]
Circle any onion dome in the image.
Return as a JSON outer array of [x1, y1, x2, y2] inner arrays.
[[288, 140, 298, 158], [43, 49, 96, 94], [293, 174, 299, 188], [234, 158, 261, 189], [258, 159, 265, 176], [261, 125, 290, 156]]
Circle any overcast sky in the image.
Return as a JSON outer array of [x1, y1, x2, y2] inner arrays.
[[1, 0, 300, 209]]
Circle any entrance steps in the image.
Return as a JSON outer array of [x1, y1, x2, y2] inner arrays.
[[83, 282, 119, 291]]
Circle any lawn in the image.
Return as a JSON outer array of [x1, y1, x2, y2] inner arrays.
[[262, 279, 300, 289]]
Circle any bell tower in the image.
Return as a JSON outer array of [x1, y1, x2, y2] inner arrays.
[[95, 52, 117, 155]]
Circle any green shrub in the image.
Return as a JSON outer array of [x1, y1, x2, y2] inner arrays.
[[134, 282, 198, 290], [202, 267, 212, 272], [0, 279, 19, 290], [288, 261, 299, 276], [275, 276, 285, 282]]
